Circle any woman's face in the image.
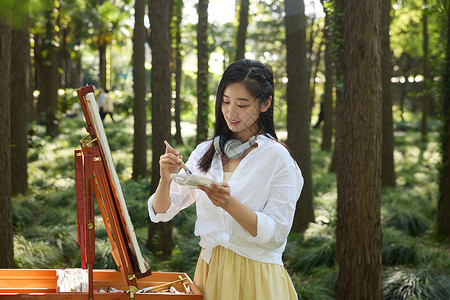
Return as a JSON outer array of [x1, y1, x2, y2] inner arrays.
[[221, 82, 271, 142]]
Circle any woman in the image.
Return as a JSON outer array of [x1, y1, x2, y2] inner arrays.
[[148, 59, 303, 299]]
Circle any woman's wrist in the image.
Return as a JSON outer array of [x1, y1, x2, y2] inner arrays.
[[220, 194, 235, 210], [159, 177, 172, 187]]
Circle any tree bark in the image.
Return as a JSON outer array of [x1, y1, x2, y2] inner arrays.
[[132, 0, 148, 180], [437, 0, 450, 238], [38, 2, 59, 138], [196, 0, 209, 145], [322, 11, 333, 151], [0, 3, 15, 268], [421, 0, 430, 140], [235, 0, 249, 61], [99, 40, 107, 90], [337, 0, 382, 298], [328, 0, 344, 174], [10, 0, 30, 196], [381, 0, 396, 187], [147, 0, 173, 260], [174, 0, 183, 145], [284, 0, 315, 232], [74, 37, 83, 88]]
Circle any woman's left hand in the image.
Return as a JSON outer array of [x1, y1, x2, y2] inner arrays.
[[198, 182, 231, 208]]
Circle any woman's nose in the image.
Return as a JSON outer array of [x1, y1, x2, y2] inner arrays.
[[228, 102, 239, 115]]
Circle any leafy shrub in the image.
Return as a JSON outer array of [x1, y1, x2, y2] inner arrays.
[[287, 236, 336, 274], [14, 235, 64, 268], [383, 270, 450, 300], [122, 179, 151, 228], [13, 194, 40, 229], [292, 267, 337, 300], [382, 228, 418, 266], [93, 239, 117, 269], [417, 242, 450, 272], [384, 208, 429, 236]]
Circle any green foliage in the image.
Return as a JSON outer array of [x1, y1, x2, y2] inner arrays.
[[383, 270, 450, 300], [14, 235, 64, 269], [384, 208, 429, 236], [292, 267, 337, 300], [391, 0, 445, 59], [288, 238, 336, 274], [168, 206, 201, 278], [382, 228, 418, 266]]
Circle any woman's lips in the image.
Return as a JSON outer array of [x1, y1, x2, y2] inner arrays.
[[228, 119, 240, 126]]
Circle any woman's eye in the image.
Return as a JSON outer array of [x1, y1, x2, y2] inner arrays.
[[238, 105, 249, 108]]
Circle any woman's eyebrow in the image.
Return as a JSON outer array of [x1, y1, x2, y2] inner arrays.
[[223, 93, 250, 102]]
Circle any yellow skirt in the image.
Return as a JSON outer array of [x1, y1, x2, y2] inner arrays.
[[193, 246, 298, 300]]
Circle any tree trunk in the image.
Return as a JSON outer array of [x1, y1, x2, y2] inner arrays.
[[308, 19, 322, 113], [284, 0, 315, 232], [147, 0, 173, 260], [0, 4, 14, 268], [381, 0, 396, 187], [235, 0, 249, 61], [437, 0, 450, 238], [132, 0, 148, 180], [98, 41, 107, 90], [10, 0, 30, 196], [322, 11, 333, 151], [196, 0, 209, 144], [328, 0, 344, 174], [74, 37, 83, 88], [337, 0, 382, 299], [38, 3, 59, 138], [61, 26, 69, 89], [421, 0, 430, 140], [174, 0, 183, 145]]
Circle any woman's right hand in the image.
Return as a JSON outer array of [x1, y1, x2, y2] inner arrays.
[[159, 145, 183, 183]]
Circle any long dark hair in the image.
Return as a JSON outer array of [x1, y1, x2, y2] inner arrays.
[[198, 59, 278, 172]]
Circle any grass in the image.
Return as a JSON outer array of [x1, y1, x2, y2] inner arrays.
[[12, 114, 450, 299]]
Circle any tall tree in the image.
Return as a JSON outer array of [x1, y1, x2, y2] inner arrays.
[[421, 0, 431, 140], [147, 0, 173, 260], [328, 0, 345, 174], [37, 0, 60, 138], [11, 0, 30, 195], [235, 0, 250, 60], [337, 0, 382, 298], [438, 0, 450, 238], [381, 0, 396, 187], [196, 0, 209, 144], [284, 0, 315, 232], [85, 0, 128, 90], [0, 1, 14, 268], [322, 8, 333, 151], [173, 0, 184, 145], [132, 0, 148, 180]]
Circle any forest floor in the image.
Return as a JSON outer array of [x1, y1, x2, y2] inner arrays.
[[11, 115, 450, 299]]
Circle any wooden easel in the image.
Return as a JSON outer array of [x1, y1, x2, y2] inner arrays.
[[75, 85, 151, 299], [0, 85, 202, 299]]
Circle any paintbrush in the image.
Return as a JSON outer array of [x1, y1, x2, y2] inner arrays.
[[164, 140, 192, 175]]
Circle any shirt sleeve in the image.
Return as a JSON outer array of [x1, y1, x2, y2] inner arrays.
[[147, 142, 208, 223], [244, 162, 303, 248]]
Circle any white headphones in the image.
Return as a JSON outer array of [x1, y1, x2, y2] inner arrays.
[[213, 135, 257, 159]]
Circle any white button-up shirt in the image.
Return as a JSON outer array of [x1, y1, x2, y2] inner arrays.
[[148, 135, 303, 265]]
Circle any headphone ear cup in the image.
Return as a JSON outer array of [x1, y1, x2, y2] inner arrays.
[[213, 135, 226, 155], [223, 139, 244, 159]]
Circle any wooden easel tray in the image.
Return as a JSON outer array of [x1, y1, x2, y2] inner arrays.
[[0, 269, 202, 299]]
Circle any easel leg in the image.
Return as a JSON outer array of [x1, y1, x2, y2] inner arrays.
[[84, 153, 96, 299]]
